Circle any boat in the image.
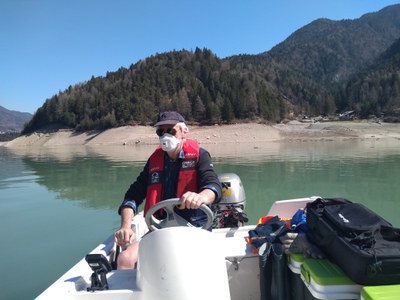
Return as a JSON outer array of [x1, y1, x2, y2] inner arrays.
[[34, 173, 326, 299]]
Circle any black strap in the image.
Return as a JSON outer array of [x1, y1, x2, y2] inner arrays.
[[380, 225, 400, 241], [349, 231, 376, 249], [307, 197, 352, 212]]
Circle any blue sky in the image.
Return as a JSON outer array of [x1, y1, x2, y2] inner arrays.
[[1, 0, 399, 114]]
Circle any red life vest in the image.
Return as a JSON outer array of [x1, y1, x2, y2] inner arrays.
[[144, 139, 200, 215]]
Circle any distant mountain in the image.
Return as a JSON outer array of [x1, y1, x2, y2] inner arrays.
[[0, 106, 32, 132], [338, 37, 400, 119], [267, 4, 400, 85], [22, 4, 400, 133]]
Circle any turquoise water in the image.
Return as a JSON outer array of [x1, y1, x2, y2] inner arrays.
[[1, 139, 400, 299]]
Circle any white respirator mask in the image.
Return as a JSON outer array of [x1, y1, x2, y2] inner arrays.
[[159, 134, 180, 152]]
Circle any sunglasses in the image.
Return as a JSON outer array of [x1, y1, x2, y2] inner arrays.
[[156, 127, 178, 137]]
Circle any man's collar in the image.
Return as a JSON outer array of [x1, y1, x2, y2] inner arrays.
[[164, 148, 184, 162]]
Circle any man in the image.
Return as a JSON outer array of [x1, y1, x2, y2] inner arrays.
[[115, 111, 222, 269]]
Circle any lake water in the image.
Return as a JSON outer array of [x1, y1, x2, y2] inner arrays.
[[1, 139, 400, 299]]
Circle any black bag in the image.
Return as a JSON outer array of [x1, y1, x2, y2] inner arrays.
[[306, 198, 400, 285]]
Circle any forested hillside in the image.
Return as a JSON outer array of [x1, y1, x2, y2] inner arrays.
[[23, 49, 292, 133], [338, 37, 400, 120], [23, 4, 400, 134], [267, 4, 400, 85]]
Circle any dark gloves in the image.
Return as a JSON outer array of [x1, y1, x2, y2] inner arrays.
[[279, 232, 325, 259]]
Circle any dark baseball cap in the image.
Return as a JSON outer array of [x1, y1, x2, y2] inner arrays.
[[154, 111, 185, 127]]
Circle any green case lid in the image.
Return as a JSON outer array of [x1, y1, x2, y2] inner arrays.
[[287, 252, 305, 263], [361, 285, 400, 300], [300, 258, 355, 286]]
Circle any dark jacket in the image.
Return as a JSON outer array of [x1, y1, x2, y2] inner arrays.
[[118, 147, 222, 225]]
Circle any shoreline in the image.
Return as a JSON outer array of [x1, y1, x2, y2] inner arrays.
[[2, 120, 400, 149], [1, 120, 399, 161]]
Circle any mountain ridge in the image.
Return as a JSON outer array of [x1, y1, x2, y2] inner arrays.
[[20, 4, 400, 133], [0, 106, 32, 133]]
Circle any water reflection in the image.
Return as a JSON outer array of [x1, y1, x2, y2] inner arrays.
[[3, 139, 400, 218], [209, 139, 400, 163], [4, 137, 400, 163], [4, 144, 155, 162], [1, 139, 400, 299], [18, 156, 144, 210]]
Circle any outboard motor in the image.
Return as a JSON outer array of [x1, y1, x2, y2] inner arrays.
[[212, 173, 248, 228]]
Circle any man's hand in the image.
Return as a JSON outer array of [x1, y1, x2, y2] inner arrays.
[[115, 227, 136, 247], [179, 189, 216, 209], [116, 207, 135, 246], [179, 191, 207, 209]]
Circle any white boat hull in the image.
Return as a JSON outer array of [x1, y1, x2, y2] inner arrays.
[[36, 197, 316, 300]]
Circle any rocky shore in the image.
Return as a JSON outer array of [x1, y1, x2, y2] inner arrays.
[[2, 120, 400, 148]]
